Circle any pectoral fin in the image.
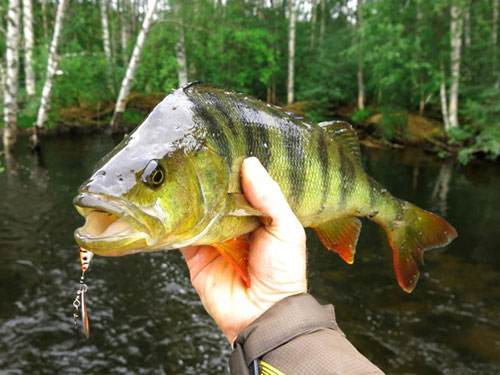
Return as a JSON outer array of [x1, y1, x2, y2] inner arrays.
[[313, 217, 362, 264], [212, 236, 251, 287], [226, 193, 267, 217]]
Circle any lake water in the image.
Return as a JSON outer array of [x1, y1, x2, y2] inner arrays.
[[0, 135, 499, 374]]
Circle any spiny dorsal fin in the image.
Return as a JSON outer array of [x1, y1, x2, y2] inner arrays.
[[318, 121, 361, 164]]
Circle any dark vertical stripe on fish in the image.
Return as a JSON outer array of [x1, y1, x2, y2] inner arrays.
[[254, 124, 271, 168], [339, 147, 355, 208], [282, 124, 305, 208], [242, 121, 255, 157], [211, 99, 239, 139], [317, 130, 330, 212], [190, 96, 232, 167]]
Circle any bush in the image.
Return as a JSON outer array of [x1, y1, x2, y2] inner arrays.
[[379, 107, 408, 140], [351, 108, 372, 123]]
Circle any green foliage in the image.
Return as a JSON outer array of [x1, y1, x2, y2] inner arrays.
[[352, 108, 372, 123], [454, 88, 500, 163], [4, 0, 499, 163], [121, 110, 145, 126], [379, 107, 408, 141]]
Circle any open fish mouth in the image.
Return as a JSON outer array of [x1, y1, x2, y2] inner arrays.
[[73, 193, 164, 256]]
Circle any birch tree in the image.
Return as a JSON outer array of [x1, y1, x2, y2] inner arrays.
[[99, 0, 113, 91], [310, 0, 317, 49], [449, 2, 463, 130], [464, 2, 470, 49], [3, 0, 20, 150], [319, 0, 326, 44], [493, 0, 498, 71], [111, 0, 159, 131], [357, 0, 365, 110], [41, 0, 47, 40], [416, 0, 424, 115], [440, 64, 451, 132], [120, 0, 131, 66], [0, 63, 5, 100], [287, 0, 296, 105], [174, 2, 188, 87], [32, 0, 68, 148], [22, 0, 35, 97], [493, 0, 499, 87]]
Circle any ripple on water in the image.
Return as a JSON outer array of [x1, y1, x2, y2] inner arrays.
[[1, 136, 499, 374]]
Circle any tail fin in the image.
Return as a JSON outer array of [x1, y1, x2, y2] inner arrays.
[[380, 201, 457, 293]]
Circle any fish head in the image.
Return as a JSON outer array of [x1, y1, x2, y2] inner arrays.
[[74, 89, 211, 256]]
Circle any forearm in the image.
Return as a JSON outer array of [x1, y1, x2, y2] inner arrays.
[[229, 294, 384, 375]]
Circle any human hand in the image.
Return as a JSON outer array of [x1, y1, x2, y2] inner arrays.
[[180, 157, 307, 345]]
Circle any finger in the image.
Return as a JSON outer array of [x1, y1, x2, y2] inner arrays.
[[180, 246, 220, 285], [241, 157, 305, 243]]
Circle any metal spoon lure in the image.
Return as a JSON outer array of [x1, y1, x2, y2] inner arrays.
[[73, 247, 93, 339]]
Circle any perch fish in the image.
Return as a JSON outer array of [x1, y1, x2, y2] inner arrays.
[[73, 82, 457, 292]]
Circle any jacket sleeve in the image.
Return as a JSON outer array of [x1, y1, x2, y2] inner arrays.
[[229, 293, 384, 375]]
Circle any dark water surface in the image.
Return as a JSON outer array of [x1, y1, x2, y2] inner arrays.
[[0, 135, 499, 374]]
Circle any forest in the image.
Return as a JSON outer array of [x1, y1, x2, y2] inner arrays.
[[1, 0, 500, 165]]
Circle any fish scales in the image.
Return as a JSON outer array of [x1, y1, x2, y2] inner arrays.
[[74, 82, 457, 293], [191, 85, 328, 220]]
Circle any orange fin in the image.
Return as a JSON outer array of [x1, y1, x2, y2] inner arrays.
[[212, 236, 251, 288], [313, 217, 362, 264], [380, 201, 457, 293]]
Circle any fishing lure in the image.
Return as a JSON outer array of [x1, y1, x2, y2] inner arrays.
[[72, 247, 93, 339]]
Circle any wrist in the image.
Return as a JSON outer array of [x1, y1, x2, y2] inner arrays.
[[223, 289, 307, 346]]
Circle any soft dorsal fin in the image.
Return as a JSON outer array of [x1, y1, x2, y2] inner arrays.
[[318, 121, 361, 164]]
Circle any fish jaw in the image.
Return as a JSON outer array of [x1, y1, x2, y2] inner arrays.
[[73, 193, 165, 256]]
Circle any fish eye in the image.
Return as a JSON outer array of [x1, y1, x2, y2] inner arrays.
[[141, 160, 165, 188]]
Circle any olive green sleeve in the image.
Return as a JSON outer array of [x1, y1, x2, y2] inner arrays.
[[229, 294, 384, 375]]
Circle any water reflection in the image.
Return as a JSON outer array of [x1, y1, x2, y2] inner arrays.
[[432, 161, 453, 216], [0, 137, 499, 374]]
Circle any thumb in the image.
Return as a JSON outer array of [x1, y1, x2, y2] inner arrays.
[[241, 157, 305, 244]]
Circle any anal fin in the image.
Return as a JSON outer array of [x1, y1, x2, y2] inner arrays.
[[313, 217, 362, 264], [212, 236, 251, 287]]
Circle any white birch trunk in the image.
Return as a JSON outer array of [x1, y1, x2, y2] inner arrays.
[[111, 0, 159, 131], [33, 0, 68, 146], [416, 0, 425, 115], [0, 62, 5, 99], [449, 2, 463, 130], [99, 0, 114, 92], [22, 0, 35, 97], [319, 0, 326, 44], [357, 0, 365, 110], [310, 0, 317, 49], [174, 3, 188, 87], [120, 0, 131, 66], [41, 0, 48, 40], [464, 3, 471, 49], [99, 0, 113, 65], [440, 65, 451, 132], [3, 0, 21, 150], [287, 0, 296, 105], [493, 0, 499, 87], [493, 0, 498, 47]]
